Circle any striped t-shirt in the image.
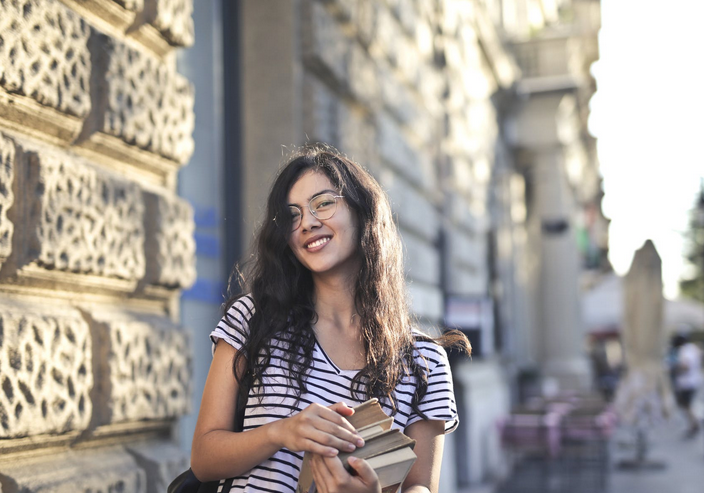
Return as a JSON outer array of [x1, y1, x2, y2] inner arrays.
[[209, 295, 458, 493]]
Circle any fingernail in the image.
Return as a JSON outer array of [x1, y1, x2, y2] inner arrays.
[[356, 438, 365, 447], [347, 443, 356, 451], [328, 448, 338, 456]]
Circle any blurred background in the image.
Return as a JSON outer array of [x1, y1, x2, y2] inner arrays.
[[0, 0, 702, 492]]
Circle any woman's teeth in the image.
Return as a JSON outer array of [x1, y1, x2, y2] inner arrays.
[[307, 237, 330, 249]]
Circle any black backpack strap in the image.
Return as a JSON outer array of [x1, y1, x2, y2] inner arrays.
[[168, 376, 250, 493], [233, 380, 248, 432]]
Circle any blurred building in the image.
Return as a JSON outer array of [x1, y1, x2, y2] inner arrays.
[[0, 0, 606, 491]]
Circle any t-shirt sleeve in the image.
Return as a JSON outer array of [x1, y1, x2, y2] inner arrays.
[[209, 295, 255, 353], [406, 341, 459, 434]]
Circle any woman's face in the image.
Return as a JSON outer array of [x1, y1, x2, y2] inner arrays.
[[286, 170, 359, 279]]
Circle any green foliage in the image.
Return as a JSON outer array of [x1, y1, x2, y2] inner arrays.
[[678, 186, 704, 302]]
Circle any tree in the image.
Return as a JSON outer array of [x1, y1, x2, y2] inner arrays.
[[679, 183, 704, 302]]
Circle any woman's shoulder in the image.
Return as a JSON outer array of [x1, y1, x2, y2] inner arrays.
[[411, 329, 450, 367], [216, 294, 256, 337], [211, 295, 256, 350], [224, 294, 256, 323]]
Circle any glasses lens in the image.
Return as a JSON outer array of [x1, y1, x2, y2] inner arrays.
[[311, 194, 338, 220], [289, 206, 302, 231]]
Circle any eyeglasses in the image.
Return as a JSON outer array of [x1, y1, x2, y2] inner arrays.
[[289, 193, 344, 231]]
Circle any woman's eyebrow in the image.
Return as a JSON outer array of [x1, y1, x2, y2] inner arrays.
[[309, 189, 337, 200], [288, 189, 337, 206]]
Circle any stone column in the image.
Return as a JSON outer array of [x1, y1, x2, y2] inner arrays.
[[529, 147, 591, 390]]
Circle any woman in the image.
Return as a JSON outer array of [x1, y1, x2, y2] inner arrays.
[[191, 146, 469, 492]]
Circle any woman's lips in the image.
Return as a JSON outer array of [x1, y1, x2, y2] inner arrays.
[[305, 236, 331, 251]]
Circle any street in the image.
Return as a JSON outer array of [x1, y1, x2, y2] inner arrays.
[[610, 416, 704, 493]]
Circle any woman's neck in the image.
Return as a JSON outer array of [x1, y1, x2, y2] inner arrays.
[[311, 272, 365, 370], [312, 273, 359, 333]]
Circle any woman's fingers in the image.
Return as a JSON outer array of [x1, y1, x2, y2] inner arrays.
[[311, 454, 336, 492], [347, 457, 379, 485], [329, 401, 355, 417], [308, 404, 364, 448], [284, 402, 366, 454], [315, 418, 364, 449], [301, 438, 339, 457], [311, 455, 382, 493], [320, 404, 359, 433]]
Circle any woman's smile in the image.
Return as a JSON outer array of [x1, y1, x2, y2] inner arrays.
[[305, 236, 332, 251]]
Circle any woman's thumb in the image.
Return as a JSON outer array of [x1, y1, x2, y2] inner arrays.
[[347, 457, 377, 483]]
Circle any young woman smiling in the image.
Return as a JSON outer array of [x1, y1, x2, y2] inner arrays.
[[191, 145, 470, 493]]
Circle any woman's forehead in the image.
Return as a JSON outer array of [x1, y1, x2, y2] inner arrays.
[[288, 170, 335, 200]]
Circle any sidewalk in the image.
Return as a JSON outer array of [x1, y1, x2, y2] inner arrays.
[[459, 414, 704, 493], [610, 417, 704, 493]]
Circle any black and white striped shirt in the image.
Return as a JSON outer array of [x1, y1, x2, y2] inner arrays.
[[209, 295, 458, 493]]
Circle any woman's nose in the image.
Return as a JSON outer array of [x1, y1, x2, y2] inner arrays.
[[300, 207, 322, 231]]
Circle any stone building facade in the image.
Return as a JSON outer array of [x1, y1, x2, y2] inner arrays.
[[0, 0, 197, 490], [1, 0, 605, 491]]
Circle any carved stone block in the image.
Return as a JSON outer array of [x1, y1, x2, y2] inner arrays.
[[143, 0, 195, 47], [127, 442, 190, 492], [0, 0, 91, 143], [407, 281, 443, 322], [355, 0, 379, 47], [404, 234, 441, 286], [374, 7, 401, 67], [115, 0, 145, 10], [303, 1, 349, 83], [8, 146, 146, 282], [58, 0, 142, 36], [88, 310, 191, 424], [0, 446, 147, 492], [379, 168, 440, 244], [0, 299, 92, 438], [143, 191, 196, 289], [302, 75, 339, 146], [127, 0, 194, 57], [377, 62, 418, 125], [348, 44, 379, 106], [376, 114, 424, 185], [0, 132, 15, 263], [79, 33, 195, 171], [337, 103, 377, 173], [0, 0, 91, 117]]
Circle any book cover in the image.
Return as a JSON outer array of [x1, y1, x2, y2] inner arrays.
[[296, 399, 417, 493]]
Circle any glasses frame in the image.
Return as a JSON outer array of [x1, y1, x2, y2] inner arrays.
[[289, 193, 345, 232]]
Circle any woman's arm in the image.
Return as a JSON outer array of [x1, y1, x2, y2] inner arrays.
[[191, 340, 364, 481], [401, 419, 446, 493]]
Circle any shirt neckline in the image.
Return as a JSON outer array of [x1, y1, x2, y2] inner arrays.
[[313, 338, 362, 375]]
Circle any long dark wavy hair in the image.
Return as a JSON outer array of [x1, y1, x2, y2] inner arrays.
[[227, 144, 470, 416]]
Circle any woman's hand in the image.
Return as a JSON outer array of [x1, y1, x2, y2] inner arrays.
[[310, 455, 381, 493], [271, 402, 365, 457]]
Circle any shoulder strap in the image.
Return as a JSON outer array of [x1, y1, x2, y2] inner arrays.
[[234, 380, 249, 432]]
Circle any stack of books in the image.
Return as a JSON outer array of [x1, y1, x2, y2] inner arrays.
[[296, 399, 417, 493]]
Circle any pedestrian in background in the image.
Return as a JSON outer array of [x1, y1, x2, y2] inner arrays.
[[671, 332, 703, 438]]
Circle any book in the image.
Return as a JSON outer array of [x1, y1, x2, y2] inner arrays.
[[296, 399, 417, 493]]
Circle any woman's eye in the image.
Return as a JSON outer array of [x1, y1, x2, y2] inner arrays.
[[289, 207, 301, 218], [315, 200, 334, 210]]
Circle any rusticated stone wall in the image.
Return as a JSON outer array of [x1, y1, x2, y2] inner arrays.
[[0, 0, 195, 491]]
